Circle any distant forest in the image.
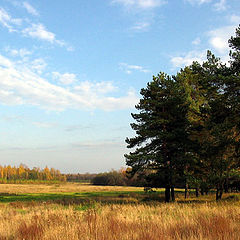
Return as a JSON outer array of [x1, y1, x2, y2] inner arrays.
[[0, 164, 142, 186], [0, 164, 66, 183]]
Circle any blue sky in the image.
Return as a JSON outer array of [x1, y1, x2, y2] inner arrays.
[[0, 0, 239, 173]]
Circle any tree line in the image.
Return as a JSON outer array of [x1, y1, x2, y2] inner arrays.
[[91, 169, 145, 186], [125, 25, 240, 202], [0, 164, 66, 183], [65, 173, 97, 182]]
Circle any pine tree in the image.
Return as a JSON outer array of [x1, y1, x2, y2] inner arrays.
[[188, 26, 240, 200], [125, 26, 240, 202], [125, 73, 191, 202]]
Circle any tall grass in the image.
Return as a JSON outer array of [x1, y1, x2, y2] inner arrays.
[[0, 183, 239, 239], [0, 182, 143, 194], [0, 200, 239, 239]]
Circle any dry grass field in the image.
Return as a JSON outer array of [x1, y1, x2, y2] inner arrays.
[[0, 183, 239, 240], [0, 182, 142, 194]]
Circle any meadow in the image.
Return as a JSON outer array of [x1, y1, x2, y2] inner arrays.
[[0, 183, 239, 240]]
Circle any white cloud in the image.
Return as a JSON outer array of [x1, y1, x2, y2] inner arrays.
[[131, 21, 150, 31], [33, 121, 57, 128], [209, 36, 228, 53], [52, 72, 77, 85], [4, 48, 46, 73], [22, 23, 69, 47], [171, 50, 207, 68], [186, 0, 227, 11], [23, 2, 39, 16], [119, 62, 150, 74], [230, 15, 240, 24], [112, 0, 166, 32], [213, 0, 227, 11], [6, 47, 32, 58], [22, 23, 55, 43], [185, 0, 212, 5], [171, 14, 240, 68], [208, 24, 236, 54], [192, 37, 201, 45], [0, 7, 22, 32], [94, 89, 138, 111], [0, 54, 138, 111], [74, 81, 117, 95], [112, 0, 167, 9], [0, 55, 12, 68], [31, 58, 47, 74], [0, 89, 23, 105], [0, 8, 71, 49]]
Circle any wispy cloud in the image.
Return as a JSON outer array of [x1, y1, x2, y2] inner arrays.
[[5, 47, 32, 58], [22, 23, 68, 47], [171, 50, 207, 68], [64, 124, 93, 132], [74, 81, 117, 94], [0, 7, 71, 49], [185, 0, 227, 11], [112, 0, 166, 32], [71, 140, 124, 149], [213, 0, 227, 11], [0, 54, 138, 111], [112, 0, 167, 10], [192, 37, 201, 45], [207, 17, 238, 54], [0, 7, 22, 32], [185, 0, 211, 5], [23, 2, 39, 16], [0, 114, 24, 123], [22, 23, 56, 43], [33, 121, 57, 128], [31, 58, 47, 74], [52, 72, 77, 85], [170, 14, 239, 68], [119, 62, 151, 74], [131, 21, 150, 31]]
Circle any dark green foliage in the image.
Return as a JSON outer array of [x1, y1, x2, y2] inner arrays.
[[92, 170, 126, 186], [229, 24, 240, 73], [191, 27, 240, 200], [66, 173, 97, 183], [125, 25, 240, 201], [125, 73, 193, 202]]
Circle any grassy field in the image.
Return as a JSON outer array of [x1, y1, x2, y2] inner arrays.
[[0, 183, 239, 240]]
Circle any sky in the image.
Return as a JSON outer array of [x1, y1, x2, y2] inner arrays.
[[0, 0, 239, 173]]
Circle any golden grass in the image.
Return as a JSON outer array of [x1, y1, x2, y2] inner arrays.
[[0, 201, 239, 240], [0, 182, 142, 194], [0, 183, 239, 240]]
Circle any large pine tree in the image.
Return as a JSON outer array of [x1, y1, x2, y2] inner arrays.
[[125, 73, 192, 202]]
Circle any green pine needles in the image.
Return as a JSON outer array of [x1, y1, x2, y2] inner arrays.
[[125, 25, 240, 202]]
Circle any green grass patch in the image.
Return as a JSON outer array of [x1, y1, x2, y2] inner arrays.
[[0, 189, 167, 204]]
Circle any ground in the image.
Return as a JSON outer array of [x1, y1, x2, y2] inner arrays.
[[0, 183, 239, 240]]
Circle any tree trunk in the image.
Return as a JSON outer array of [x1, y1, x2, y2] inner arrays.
[[171, 186, 175, 202], [165, 186, 170, 202], [185, 183, 189, 199], [219, 189, 223, 199], [224, 178, 229, 193], [216, 188, 220, 200], [216, 187, 223, 201], [195, 188, 199, 198]]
